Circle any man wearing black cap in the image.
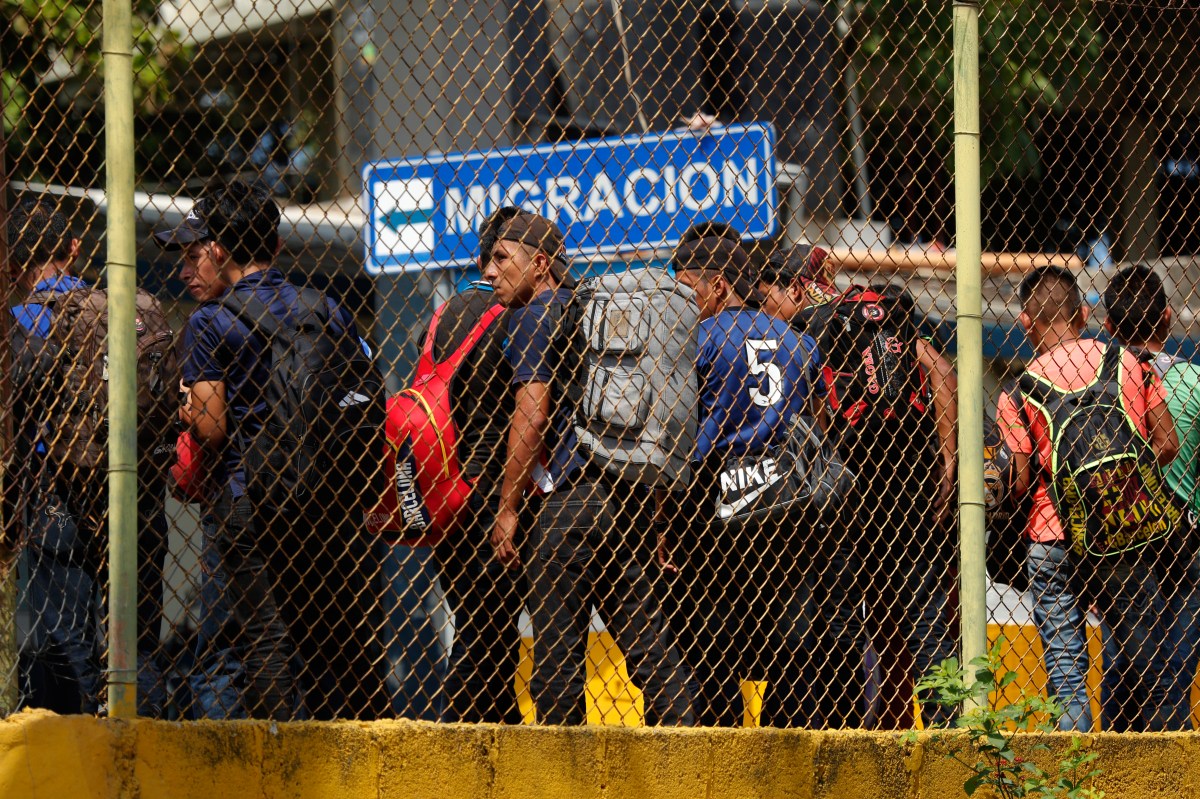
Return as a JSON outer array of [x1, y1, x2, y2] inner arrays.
[[483, 210, 693, 725], [424, 206, 526, 723], [665, 236, 862, 727], [756, 244, 961, 729], [164, 180, 389, 720]]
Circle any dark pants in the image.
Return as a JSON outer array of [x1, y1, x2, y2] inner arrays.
[[525, 476, 693, 725], [434, 493, 525, 723], [19, 483, 168, 716], [849, 472, 958, 729], [213, 491, 390, 720], [663, 511, 865, 728]]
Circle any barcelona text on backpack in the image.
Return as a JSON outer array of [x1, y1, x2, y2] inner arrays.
[[367, 302, 506, 546], [1018, 342, 1180, 558], [29, 286, 179, 492], [221, 289, 387, 516]]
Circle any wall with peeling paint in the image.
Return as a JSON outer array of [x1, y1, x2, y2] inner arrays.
[[3, 709, 1199, 798]]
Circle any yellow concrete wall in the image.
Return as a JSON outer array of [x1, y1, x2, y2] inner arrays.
[[5, 709, 1200, 799], [549, 624, 1200, 729]]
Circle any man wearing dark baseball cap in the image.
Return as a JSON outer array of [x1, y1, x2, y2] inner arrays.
[[753, 242, 839, 323], [492, 210, 575, 291], [153, 203, 213, 250], [483, 209, 694, 725], [671, 235, 762, 310]]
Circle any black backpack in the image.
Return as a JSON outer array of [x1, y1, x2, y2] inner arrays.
[[1017, 343, 1180, 559], [222, 289, 387, 517], [984, 402, 1034, 591], [803, 285, 932, 457]]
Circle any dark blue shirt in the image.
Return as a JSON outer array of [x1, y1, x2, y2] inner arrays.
[[12, 275, 91, 337], [505, 287, 584, 489], [181, 268, 359, 498], [696, 307, 825, 460]]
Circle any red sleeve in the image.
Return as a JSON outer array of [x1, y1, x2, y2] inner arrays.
[[998, 390, 1033, 456]]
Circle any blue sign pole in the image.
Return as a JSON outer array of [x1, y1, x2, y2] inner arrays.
[[363, 123, 778, 274]]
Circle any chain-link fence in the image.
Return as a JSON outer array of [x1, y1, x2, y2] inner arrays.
[[2, 0, 1199, 730]]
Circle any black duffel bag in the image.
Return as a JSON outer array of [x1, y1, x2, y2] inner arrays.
[[714, 414, 855, 531]]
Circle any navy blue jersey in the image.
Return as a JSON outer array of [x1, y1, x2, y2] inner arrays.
[[696, 308, 824, 460], [181, 268, 360, 498]]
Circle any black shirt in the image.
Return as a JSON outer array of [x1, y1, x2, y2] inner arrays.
[[431, 287, 512, 496]]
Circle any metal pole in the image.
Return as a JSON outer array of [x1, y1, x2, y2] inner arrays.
[[0, 84, 18, 717], [103, 0, 139, 718], [836, 0, 874, 221], [953, 0, 987, 701]]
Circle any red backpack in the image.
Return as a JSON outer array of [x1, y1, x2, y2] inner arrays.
[[367, 301, 506, 546]]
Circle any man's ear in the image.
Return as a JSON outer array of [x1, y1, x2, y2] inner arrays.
[[786, 278, 805, 302], [68, 238, 82, 262], [1104, 318, 1115, 337], [1078, 303, 1091, 327], [1018, 310, 1032, 332]]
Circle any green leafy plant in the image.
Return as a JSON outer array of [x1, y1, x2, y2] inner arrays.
[[857, 0, 1105, 181], [901, 640, 1104, 799]]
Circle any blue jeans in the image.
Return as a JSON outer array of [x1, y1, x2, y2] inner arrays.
[[18, 487, 168, 716], [526, 476, 693, 726], [1105, 547, 1200, 731], [188, 515, 245, 719], [1028, 541, 1170, 731], [380, 543, 448, 720]]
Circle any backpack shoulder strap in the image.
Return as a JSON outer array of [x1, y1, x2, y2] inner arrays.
[[444, 305, 506, 370], [802, 298, 842, 349], [1016, 369, 1059, 415], [24, 289, 58, 307], [221, 290, 285, 340], [1097, 340, 1123, 386]]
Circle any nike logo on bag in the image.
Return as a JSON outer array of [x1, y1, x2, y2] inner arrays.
[[718, 470, 785, 518], [338, 391, 372, 408]]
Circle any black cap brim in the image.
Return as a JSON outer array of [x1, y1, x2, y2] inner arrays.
[[153, 218, 209, 250]]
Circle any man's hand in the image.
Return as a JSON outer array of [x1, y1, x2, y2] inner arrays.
[[656, 525, 678, 576], [681, 112, 719, 133], [491, 507, 522, 570]]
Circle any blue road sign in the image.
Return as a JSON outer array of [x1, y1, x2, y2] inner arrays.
[[362, 123, 778, 274]]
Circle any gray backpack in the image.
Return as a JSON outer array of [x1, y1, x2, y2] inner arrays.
[[568, 267, 700, 489]]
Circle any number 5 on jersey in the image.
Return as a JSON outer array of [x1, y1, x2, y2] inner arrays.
[[745, 338, 784, 407]]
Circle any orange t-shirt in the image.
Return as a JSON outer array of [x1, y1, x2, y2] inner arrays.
[[997, 338, 1168, 543]]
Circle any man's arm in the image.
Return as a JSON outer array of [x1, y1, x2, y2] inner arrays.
[[997, 389, 1033, 497], [918, 338, 958, 523], [181, 380, 228, 449], [491, 380, 552, 569], [1147, 400, 1180, 467]]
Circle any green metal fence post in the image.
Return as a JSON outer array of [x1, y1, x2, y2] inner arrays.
[[953, 0, 987, 702], [103, 0, 139, 719], [0, 92, 17, 717]]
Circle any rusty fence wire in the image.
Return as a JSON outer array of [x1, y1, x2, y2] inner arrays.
[[1, 0, 1199, 730]]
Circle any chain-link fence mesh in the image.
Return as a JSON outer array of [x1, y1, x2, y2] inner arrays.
[[2, 0, 1199, 730]]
